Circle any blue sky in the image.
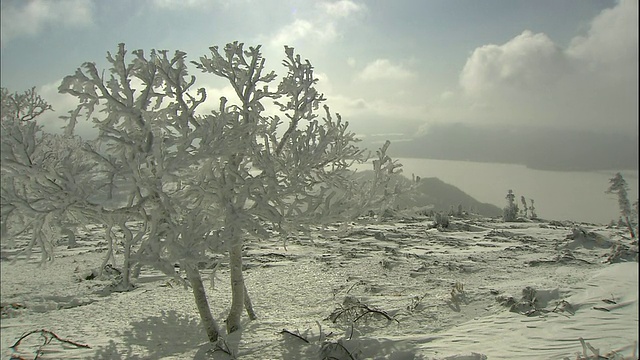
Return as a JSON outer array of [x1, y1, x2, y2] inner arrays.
[[0, 0, 637, 140]]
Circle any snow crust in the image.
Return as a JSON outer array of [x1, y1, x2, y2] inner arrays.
[[1, 217, 637, 359]]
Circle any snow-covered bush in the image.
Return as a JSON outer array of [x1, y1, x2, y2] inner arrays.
[[434, 212, 450, 228], [1, 87, 98, 260], [57, 42, 402, 340]]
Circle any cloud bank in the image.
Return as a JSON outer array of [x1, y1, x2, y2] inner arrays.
[[267, 0, 366, 48], [1, 0, 94, 47], [357, 59, 414, 81], [454, 0, 638, 135]]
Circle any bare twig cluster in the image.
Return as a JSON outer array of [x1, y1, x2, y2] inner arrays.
[[327, 295, 398, 324], [406, 292, 429, 313], [281, 321, 357, 360], [566, 337, 635, 360], [447, 281, 466, 312]]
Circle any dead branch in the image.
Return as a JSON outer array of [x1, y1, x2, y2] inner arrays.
[[280, 329, 309, 343], [10, 329, 91, 350], [10, 329, 90, 360], [328, 307, 352, 322], [328, 297, 399, 324], [352, 303, 398, 324], [320, 340, 356, 360], [345, 280, 365, 294]]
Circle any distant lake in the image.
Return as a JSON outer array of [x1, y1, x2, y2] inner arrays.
[[356, 158, 638, 225]]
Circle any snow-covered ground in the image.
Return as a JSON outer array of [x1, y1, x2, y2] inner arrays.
[[1, 216, 638, 359]]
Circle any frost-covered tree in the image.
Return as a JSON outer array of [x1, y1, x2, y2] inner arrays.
[[606, 172, 636, 239], [528, 198, 537, 220], [57, 42, 402, 341], [520, 196, 528, 218], [502, 189, 518, 222], [1, 87, 140, 290], [1, 87, 98, 260]]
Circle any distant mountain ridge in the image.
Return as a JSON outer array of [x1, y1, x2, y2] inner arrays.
[[354, 171, 502, 217], [396, 176, 502, 217]]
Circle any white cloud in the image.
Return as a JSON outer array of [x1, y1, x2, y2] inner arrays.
[[151, 0, 238, 9], [333, 94, 427, 136], [152, 0, 205, 7], [314, 72, 333, 93], [270, 19, 315, 47], [440, 90, 454, 101], [329, 93, 427, 123], [454, 0, 638, 134], [329, 94, 368, 112], [318, 0, 364, 18], [1, 0, 93, 47], [270, 19, 339, 47], [267, 1, 365, 47], [38, 79, 96, 138], [356, 59, 414, 81], [460, 30, 566, 95], [567, 0, 638, 69]]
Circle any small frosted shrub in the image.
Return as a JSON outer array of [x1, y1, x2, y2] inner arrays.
[[434, 212, 450, 228]]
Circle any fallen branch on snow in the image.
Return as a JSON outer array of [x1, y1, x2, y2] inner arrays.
[[10, 329, 90, 359], [280, 329, 310, 343], [328, 296, 399, 324]]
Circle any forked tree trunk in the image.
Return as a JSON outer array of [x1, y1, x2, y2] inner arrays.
[[226, 240, 245, 333], [184, 262, 220, 342], [118, 223, 138, 291]]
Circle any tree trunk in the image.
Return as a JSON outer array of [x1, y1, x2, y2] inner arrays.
[[121, 242, 132, 290], [226, 240, 245, 334], [244, 283, 257, 320], [132, 263, 142, 279], [625, 216, 636, 239], [61, 228, 77, 248], [99, 225, 115, 277], [184, 262, 220, 342]]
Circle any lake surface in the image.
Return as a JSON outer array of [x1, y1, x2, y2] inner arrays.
[[357, 158, 638, 225]]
